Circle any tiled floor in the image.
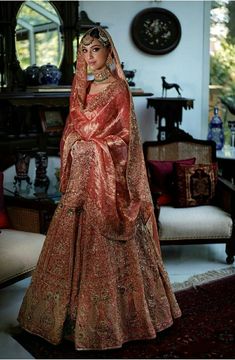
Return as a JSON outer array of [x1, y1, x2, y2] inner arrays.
[[0, 243, 234, 359]]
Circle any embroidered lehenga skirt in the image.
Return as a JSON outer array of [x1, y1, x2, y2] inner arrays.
[[18, 198, 181, 349]]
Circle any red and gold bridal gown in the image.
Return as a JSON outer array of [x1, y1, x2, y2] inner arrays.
[[18, 28, 181, 351]]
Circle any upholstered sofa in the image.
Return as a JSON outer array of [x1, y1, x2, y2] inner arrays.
[[143, 138, 235, 264]]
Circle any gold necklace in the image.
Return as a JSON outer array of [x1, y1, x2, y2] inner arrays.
[[93, 67, 111, 83]]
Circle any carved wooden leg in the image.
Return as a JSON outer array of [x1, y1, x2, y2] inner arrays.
[[226, 234, 235, 264]]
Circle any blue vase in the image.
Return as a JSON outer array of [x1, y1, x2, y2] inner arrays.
[[24, 64, 40, 85], [207, 107, 224, 150], [38, 63, 62, 85]]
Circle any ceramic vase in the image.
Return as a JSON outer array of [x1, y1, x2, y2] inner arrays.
[[207, 107, 224, 150], [38, 63, 62, 85]]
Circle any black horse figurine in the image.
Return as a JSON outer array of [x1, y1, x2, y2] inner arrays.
[[161, 76, 182, 97]]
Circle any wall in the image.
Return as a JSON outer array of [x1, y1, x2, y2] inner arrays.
[[80, 0, 211, 142]]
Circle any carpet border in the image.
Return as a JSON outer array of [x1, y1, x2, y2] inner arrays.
[[172, 266, 235, 292]]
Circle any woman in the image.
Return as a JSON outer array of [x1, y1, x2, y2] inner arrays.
[[18, 27, 181, 350]]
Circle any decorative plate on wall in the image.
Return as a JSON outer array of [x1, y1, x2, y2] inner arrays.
[[131, 8, 181, 55]]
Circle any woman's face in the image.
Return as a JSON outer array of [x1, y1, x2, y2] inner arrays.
[[81, 37, 110, 71]]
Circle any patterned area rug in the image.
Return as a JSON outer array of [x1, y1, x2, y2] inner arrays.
[[172, 266, 235, 291], [12, 272, 235, 359]]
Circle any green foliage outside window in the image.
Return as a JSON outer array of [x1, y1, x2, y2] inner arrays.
[[210, 0, 235, 145], [210, 38, 235, 95]]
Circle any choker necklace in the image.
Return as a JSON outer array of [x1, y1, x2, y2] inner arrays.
[[93, 67, 111, 83]]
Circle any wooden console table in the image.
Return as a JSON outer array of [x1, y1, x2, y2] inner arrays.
[[147, 97, 194, 141]]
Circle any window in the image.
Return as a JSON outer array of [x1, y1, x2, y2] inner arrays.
[[209, 0, 235, 145]]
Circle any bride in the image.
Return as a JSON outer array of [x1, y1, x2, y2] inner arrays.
[[18, 27, 181, 351]]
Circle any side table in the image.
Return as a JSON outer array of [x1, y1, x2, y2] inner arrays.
[[147, 97, 194, 141], [216, 147, 235, 184]]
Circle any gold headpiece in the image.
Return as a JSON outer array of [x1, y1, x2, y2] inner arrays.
[[81, 27, 110, 47]]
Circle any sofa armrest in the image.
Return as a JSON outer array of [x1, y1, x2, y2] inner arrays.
[[216, 176, 235, 217]]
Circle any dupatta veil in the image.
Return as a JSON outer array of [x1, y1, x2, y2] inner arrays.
[[60, 27, 156, 243]]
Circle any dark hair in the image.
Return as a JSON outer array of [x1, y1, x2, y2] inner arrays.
[[89, 28, 100, 39], [81, 27, 110, 48]]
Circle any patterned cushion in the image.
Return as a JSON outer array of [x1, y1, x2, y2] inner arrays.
[[0, 173, 10, 229], [174, 163, 218, 208], [148, 158, 196, 205]]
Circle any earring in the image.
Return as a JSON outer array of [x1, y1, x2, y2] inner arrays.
[[87, 64, 92, 74], [106, 53, 113, 67]]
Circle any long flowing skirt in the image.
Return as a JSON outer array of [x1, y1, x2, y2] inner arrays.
[[18, 142, 181, 350], [18, 201, 181, 350]]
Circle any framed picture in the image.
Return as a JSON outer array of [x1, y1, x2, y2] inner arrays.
[[131, 8, 181, 55], [40, 110, 64, 133]]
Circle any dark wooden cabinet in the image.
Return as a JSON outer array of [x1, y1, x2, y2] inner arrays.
[[0, 0, 78, 170]]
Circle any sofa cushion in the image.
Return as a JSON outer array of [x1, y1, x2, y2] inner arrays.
[[174, 163, 218, 207], [159, 205, 233, 241], [0, 229, 45, 286], [148, 158, 196, 205]]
